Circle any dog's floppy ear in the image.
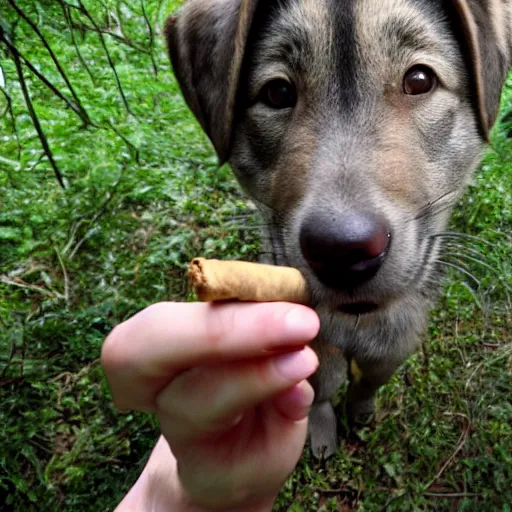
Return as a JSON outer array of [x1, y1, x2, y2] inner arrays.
[[450, 0, 511, 139], [165, 0, 261, 164]]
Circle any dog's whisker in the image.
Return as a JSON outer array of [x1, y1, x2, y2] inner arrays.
[[444, 250, 512, 301], [415, 190, 456, 214], [409, 190, 459, 222], [223, 225, 267, 232], [443, 250, 496, 275], [440, 241, 486, 259], [416, 202, 458, 223], [441, 254, 472, 271], [434, 259, 481, 288], [430, 232, 491, 246]]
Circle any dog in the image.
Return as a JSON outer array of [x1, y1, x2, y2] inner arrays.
[[165, 0, 512, 459]]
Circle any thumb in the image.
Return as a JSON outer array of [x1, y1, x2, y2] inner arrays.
[[271, 381, 315, 422]]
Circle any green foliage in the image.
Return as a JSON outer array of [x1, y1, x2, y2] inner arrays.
[[0, 1, 511, 510]]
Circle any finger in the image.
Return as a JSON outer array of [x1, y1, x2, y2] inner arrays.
[[102, 302, 319, 411], [156, 346, 319, 442], [272, 380, 315, 422]]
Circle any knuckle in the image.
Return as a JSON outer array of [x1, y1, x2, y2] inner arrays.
[[101, 323, 126, 372]]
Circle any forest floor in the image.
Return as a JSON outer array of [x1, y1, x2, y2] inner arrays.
[[1, 1, 511, 510]]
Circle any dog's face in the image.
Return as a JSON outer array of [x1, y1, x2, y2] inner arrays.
[[229, 0, 485, 314], [168, 0, 510, 317]]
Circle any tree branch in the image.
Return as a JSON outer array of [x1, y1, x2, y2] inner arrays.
[[423, 415, 471, 493], [77, 1, 134, 117], [66, 20, 152, 55], [7, 0, 92, 127], [11, 46, 66, 189], [0, 86, 21, 161], [140, 0, 158, 76], [0, 30, 92, 127], [59, 1, 97, 86], [102, 121, 140, 164]]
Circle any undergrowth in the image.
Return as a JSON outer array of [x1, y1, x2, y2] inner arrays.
[[0, 1, 511, 510]]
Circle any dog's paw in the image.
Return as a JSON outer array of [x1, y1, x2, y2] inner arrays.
[[308, 401, 338, 460], [346, 397, 376, 427]]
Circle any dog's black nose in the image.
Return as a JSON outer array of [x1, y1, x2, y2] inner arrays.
[[299, 212, 391, 288]]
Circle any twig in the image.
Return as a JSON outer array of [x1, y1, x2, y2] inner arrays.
[[312, 486, 355, 495], [424, 492, 482, 498], [0, 275, 64, 299], [59, 0, 152, 55], [0, 31, 92, 127], [140, 0, 158, 76], [55, 247, 70, 306], [7, 0, 92, 127], [483, 342, 501, 348], [78, 1, 134, 116], [52, 359, 101, 385], [19, 326, 25, 377], [0, 340, 17, 379], [10, 47, 66, 189], [465, 361, 485, 389], [61, 3, 96, 85], [63, 218, 85, 257], [0, 376, 25, 387], [0, 84, 22, 160], [155, 0, 165, 20], [25, 152, 46, 173], [67, 21, 151, 54], [103, 122, 140, 163], [423, 415, 471, 492], [68, 166, 124, 259], [68, 226, 100, 261], [0, 155, 20, 169]]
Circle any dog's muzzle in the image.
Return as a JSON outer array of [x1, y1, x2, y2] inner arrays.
[[299, 210, 391, 290]]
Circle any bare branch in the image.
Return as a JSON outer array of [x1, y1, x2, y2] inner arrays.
[[0, 31, 92, 127], [102, 121, 140, 163], [69, 170, 124, 260], [423, 414, 471, 492], [66, 20, 152, 54], [7, 0, 93, 127], [424, 492, 482, 499], [77, 1, 134, 116], [55, 247, 70, 306], [10, 46, 66, 189], [0, 275, 64, 299], [0, 86, 21, 160], [140, 0, 158, 76], [58, 0, 157, 73], [59, 1, 97, 86], [0, 339, 17, 380]]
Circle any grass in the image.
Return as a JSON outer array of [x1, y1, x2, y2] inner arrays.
[[0, 1, 511, 510]]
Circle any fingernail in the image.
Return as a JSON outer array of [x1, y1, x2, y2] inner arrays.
[[273, 348, 319, 381], [284, 307, 320, 339]]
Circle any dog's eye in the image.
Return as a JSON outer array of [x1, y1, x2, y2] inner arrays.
[[403, 66, 437, 95], [262, 80, 297, 109]]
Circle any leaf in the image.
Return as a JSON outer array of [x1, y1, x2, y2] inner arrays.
[[41, 271, 53, 288], [0, 227, 21, 241], [383, 463, 397, 479]]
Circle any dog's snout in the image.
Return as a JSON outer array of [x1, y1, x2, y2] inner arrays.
[[299, 212, 391, 288]]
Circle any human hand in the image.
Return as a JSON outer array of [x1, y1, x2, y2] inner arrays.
[[102, 302, 320, 511]]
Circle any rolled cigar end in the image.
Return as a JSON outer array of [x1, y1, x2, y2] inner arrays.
[[187, 257, 310, 305]]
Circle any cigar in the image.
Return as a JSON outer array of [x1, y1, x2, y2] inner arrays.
[[187, 258, 310, 305]]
